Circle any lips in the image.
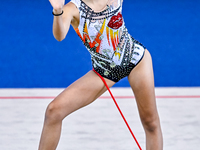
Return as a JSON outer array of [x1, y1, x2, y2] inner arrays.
[[107, 12, 123, 29]]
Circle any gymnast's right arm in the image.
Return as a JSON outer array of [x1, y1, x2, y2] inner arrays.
[[49, 0, 75, 41]]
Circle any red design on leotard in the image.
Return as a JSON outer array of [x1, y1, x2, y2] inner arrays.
[[75, 19, 107, 53], [108, 12, 123, 29]]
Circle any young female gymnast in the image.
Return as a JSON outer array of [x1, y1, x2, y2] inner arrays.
[[38, 0, 163, 149]]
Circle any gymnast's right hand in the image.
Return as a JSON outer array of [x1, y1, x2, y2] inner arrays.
[[49, 0, 65, 14]]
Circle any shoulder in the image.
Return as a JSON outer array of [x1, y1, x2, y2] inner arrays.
[[63, 1, 78, 13], [63, 1, 80, 28], [62, 1, 79, 19], [69, 0, 81, 9]]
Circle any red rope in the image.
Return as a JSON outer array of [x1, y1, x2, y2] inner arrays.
[[93, 69, 142, 150]]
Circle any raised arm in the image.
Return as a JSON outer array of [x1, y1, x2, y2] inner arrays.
[[49, 0, 77, 41]]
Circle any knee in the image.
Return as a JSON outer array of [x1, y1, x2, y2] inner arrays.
[[141, 115, 160, 133], [44, 101, 64, 124]]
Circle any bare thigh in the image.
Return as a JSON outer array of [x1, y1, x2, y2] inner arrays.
[[128, 50, 159, 124], [48, 70, 115, 119]]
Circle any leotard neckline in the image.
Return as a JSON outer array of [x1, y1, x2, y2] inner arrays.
[[80, 0, 110, 13]]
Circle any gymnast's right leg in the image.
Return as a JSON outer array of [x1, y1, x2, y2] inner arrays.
[[38, 70, 115, 150]]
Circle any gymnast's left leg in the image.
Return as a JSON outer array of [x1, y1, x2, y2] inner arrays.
[[128, 50, 163, 150]]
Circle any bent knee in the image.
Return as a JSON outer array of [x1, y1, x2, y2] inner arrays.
[[45, 101, 65, 123], [141, 115, 160, 132]]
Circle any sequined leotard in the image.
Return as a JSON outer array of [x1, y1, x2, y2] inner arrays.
[[71, 0, 146, 82]]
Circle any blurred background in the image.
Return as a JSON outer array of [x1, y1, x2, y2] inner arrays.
[[0, 0, 200, 88]]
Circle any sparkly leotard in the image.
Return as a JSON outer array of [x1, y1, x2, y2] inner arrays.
[[71, 0, 146, 82]]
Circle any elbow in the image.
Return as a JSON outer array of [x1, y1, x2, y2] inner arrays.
[[55, 37, 64, 42], [52, 28, 68, 41], [54, 35, 65, 42], [53, 31, 66, 42]]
